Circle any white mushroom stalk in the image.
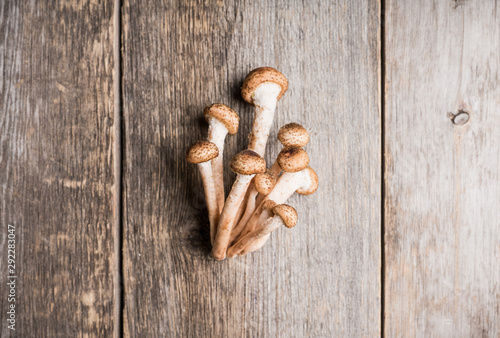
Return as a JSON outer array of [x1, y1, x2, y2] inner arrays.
[[185, 141, 220, 245], [207, 119, 228, 209], [236, 233, 268, 256], [212, 150, 266, 260], [228, 203, 298, 258], [248, 83, 282, 156], [242, 67, 288, 157], [228, 214, 281, 258], [204, 104, 239, 214]]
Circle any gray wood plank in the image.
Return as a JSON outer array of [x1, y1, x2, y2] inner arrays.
[[122, 0, 381, 336], [0, 1, 117, 336], [384, 0, 500, 336]]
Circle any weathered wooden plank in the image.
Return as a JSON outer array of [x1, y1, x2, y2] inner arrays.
[[0, 1, 117, 336], [122, 0, 380, 336], [384, 1, 500, 336]]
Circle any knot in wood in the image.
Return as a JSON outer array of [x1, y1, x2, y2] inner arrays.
[[449, 110, 470, 125]]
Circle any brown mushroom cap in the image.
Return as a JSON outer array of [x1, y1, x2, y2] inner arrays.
[[262, 199, 277, 212], [254, 170, 277, 195], [230, 150, 266, 175], [277, 146, 310, 173], [296, 167, 319, 195], [272, 204, 298, 228], [203, 103, 239, 135], [278, 123, 309, 147], [185, 141, 219, 164], [241, 67, 288, 104]]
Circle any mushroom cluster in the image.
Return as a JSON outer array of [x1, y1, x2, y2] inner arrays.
[[186, 67, 318, 260]]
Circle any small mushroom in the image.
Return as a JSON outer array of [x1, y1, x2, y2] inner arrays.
[[211, 150, 266, 260], [276, 146, 310, 173], [204, 104, 239, 213], [242, 67, 288, 157], [227, 203, 297, 258], [278, 123, 310, 148], [185, 141, 220, 244]]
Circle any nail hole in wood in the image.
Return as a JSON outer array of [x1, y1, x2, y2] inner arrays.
[[448, 110, 470, 125]]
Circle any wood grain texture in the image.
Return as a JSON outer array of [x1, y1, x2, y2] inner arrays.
[[384, 0, 500, 336], [0, 1, 116, 336], [122, 0, 380, 336]]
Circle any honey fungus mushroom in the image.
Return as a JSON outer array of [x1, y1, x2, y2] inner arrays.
[[204, 103, 239, 213], [185, 141, 220, 244], [212, 150, 266, 260]]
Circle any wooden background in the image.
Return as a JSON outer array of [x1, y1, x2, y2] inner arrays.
[[0, 0, 498, 337]]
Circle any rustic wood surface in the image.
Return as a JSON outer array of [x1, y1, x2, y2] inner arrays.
[[0, 0, 117, 337], [121, 0, 381, 336], [2, 0, 500, 336], [384, 0, 500, 336]]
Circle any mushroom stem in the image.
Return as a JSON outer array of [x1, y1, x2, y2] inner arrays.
[[212, 174, 254, 260], [227, 215, 282, 258], [234, 188, 249, 225], [230, 187, 258, 244], [248, 83, 281, 156], [237, 234, 270, 256], [197, 162, 219, 244], [228, 186, 253, 246], [207, 118, 229, 213], [268, 160, 282, 177], [185, 141, 220, 245]]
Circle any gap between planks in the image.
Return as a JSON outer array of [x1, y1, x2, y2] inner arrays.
[[381, 1, 387, 336], [113, 0, 124, 337]]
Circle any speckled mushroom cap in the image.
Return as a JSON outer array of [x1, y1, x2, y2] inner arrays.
[[203, 103, 239, 135], [185, 141, 219, 164], [230, 150, 266, 175], [278, 123, 309, 147], [254, 170, 277, 195], [277, 146, 310, 173], [296, 167, 319, 195], [272, 204, 298, 228], [262, 199, 277, 212], [241, 67, 288, 104]]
